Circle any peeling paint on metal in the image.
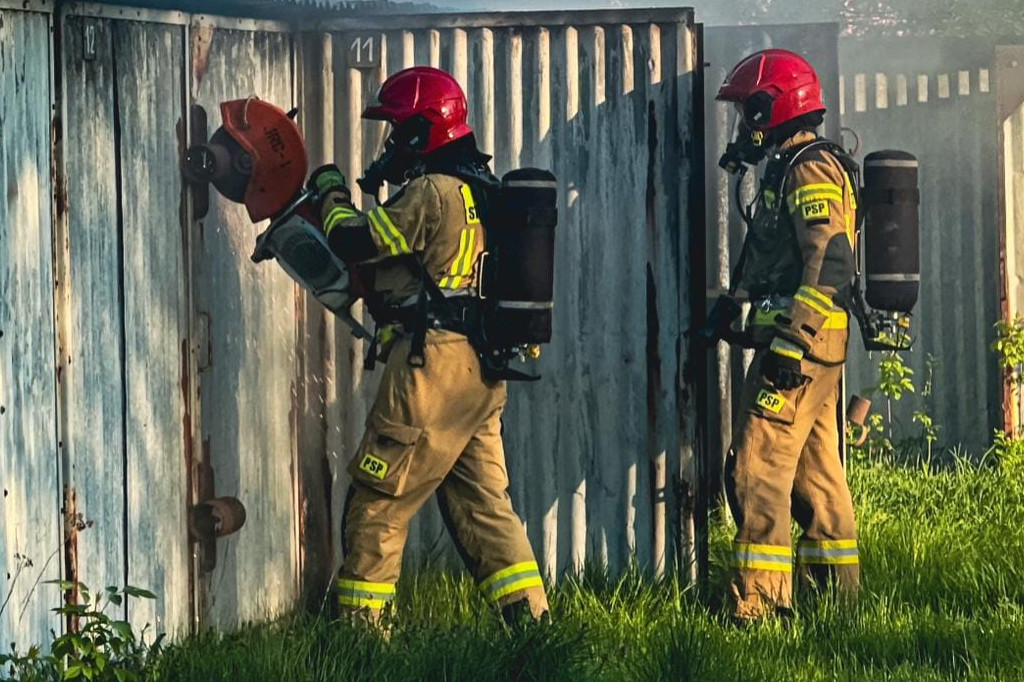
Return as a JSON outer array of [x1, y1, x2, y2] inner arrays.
[[113, 19, 192, 638], [0, 7, 62, 651], [60, 12, 128, 616]]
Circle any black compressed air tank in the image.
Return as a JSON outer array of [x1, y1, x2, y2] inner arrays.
[[485, 168, 558, 346], [863, 150, 920, 314]]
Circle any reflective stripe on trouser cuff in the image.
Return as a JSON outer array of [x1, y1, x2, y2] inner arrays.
[[798, 539, 859, 565], [479, 561, 544, 602], [337, 579, 396, 610], [732, 543, 792, 572]]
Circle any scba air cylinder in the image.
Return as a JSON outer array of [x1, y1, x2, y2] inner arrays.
[[485, 168, 558, 346], [863, 150, 920, 314]]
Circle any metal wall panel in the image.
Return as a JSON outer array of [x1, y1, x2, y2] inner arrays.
[[0, 6, 63, 651], [702, 24, 841, 498], [304, 8, 698, 578], [60, 14, 129, 609], [114, 19, 192, 637], [841, 50, 1002, 454], [190, 24, 300, 627]]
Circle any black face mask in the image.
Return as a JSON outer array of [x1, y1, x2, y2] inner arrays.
[[357, 115, 434, 197], [719, 120, 769, 176]]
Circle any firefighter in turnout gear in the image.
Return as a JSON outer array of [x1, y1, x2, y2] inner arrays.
[[309, 67, 549, 627], [715, 49, 860, 620]]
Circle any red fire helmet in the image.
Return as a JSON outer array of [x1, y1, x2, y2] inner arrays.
[[363, 66, 474, 153], [716, 49, 825, 131]]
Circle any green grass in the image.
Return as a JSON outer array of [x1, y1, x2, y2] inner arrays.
[[152, 460, 1024, 682]]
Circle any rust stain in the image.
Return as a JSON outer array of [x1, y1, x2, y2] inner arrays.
[[181, 338, 194, 481], [190, 25, 215, 98], [645, 265, 662, 436], [61, 485, 93, 632], [180, 337, 196, 623], [51, 115, 67, 222]]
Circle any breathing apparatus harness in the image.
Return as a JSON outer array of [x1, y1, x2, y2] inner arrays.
[[718, 135, 915, 353], [360, 141, 557, 382]]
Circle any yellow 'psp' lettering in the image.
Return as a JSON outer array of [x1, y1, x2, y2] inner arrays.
[[802, 200, 830, 220], [756, 390, 786, 414], [461, 184, 481, 225], [359, 454, 389, 480]]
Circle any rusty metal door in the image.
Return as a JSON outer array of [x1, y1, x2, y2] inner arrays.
[[57, 4, 192, 638], [188, 16, 301, 628], [0, 0, 62, 651]]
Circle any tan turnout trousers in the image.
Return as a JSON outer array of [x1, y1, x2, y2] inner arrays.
[[338, 331, 548, 621], [726, 348, 859, 619]]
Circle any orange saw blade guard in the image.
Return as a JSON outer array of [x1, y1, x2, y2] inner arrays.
[[220, 98, 309, 222]]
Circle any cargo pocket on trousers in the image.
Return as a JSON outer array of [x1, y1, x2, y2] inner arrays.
[[347, 412, 423, 497], [746, 378, 804, 426]]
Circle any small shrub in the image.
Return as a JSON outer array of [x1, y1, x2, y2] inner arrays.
[[0, 583, 163, 682]]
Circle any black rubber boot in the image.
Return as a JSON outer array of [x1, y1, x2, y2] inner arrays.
[[500, 599, 549, 634]]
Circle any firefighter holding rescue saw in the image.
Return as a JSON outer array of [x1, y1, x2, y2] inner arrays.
[[307, 67, 549, 628], [711, 49, 861, 621]]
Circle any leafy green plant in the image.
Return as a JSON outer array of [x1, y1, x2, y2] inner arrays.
[[877, 350, 915, 402], [912, 410, 939, 466], [986, 428, 1024, 477], [993, 315, 1024, 435], [0, 583, 163, 682]]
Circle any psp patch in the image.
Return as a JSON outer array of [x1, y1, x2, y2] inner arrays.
[[756, 390, 786, 414], [801, 200, 830, 221], [359, 453, 389, 480]]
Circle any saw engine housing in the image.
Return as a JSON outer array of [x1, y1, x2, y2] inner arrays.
[[184, 98, 370, 339]]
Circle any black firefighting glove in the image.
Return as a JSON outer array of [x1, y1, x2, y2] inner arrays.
[[760, 345, 810, 391], [308, 164, 350, 204]]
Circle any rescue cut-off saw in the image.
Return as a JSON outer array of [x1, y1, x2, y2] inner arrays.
[[183, 97, 372, 340]]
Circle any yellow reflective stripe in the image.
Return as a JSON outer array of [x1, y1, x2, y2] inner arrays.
[[751, 308, 848, 330], [336, 579, 396, 595], [368, 210, 399, 256], [479, 561, 541, 593], [733, 543, 792, 572], [842, 171, 858, 210], [797, 285, 833, 308], [798, 539, 859, 565], [734, 543, 792, 557], [459, 227, 477, 277], [732, 559, 794, 572], [787, 183, 843, 205], [794, 293, 833, 316], [441, 228, 470, 289], [338, 595, 389, 610], [336, 579, 396, 610], [373, 207, 411, 255], [490, 576, 545, 601], [770, 338, 804, 361], [324, 206, 359, 237], [801, 556, 859, 566]]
